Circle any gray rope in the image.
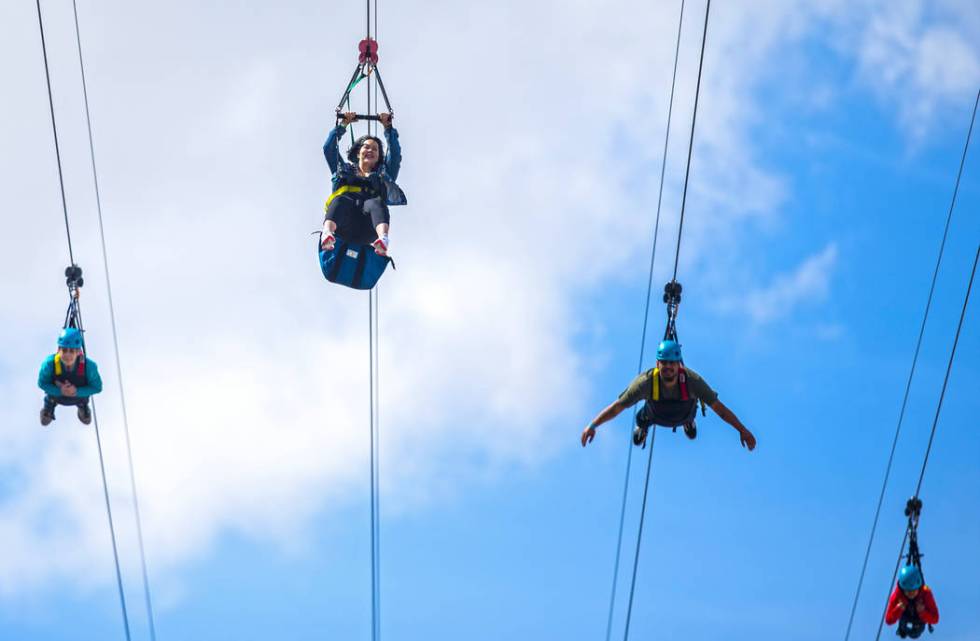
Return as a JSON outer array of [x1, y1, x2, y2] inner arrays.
[[604, 1, 688, 639], [70, 2, 159, 638], [622, 3, 712, 639], [873, 243, 978, 641], [35, 2, 132, 637], [844, 87, 978, 641], [72, 302, 134, 641], [34, 0, 75, 265], [670, 0, 711, 282]]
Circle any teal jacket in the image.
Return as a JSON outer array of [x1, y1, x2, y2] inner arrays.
[[38, 354, 103, 398]]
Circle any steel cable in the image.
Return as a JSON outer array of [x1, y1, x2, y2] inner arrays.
[[670, 0, 711, 282], [35, 1, 132, 637], [35, 0, 75, 265], [843, 87, 978, 641], [619, 4, 713, 635], [603, 1, 687, 639], [873, 243, 978, 641], [69, 2, 159, 637]]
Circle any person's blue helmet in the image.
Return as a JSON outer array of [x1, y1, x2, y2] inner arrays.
[[58, 327, 83, 349], [898, 565, 923, 591], [657, 339, 683, 362]]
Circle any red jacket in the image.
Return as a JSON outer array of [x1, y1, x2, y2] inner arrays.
[[885, 584, 939, 625]]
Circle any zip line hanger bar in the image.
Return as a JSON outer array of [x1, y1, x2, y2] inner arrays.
[[339, 114, 386, 122]]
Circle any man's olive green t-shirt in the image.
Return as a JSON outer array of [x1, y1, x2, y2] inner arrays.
[[617, 366, 718, 409]]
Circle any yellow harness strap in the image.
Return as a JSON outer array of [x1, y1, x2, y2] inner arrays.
[[652, 367, 660, 401], [324, 185, 363, 211], [54, 353, 63, 377]]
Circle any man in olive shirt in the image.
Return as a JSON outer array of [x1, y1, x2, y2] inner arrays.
[[580, 340, 756, 450]]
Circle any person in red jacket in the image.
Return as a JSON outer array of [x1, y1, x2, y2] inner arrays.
[[885, 565, 939, 639]]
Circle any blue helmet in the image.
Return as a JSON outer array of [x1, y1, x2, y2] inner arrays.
[[657, 339, 683, 362], [58, 327, 83, 349], [898, 565, 923, 591]]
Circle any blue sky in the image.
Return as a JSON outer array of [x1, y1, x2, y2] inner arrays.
[[0, 1, 978, 640]]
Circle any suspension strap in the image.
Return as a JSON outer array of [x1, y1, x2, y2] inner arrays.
[[904, 497, 923, 568], [334, 38, 394, 124], [663, 280, 682, 341]]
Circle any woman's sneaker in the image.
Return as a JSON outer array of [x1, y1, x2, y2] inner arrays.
[[372, 236, 389, 256], [78, 404, 92, 425], [40, 408, 55, 426], [321, 232, 336, 251]]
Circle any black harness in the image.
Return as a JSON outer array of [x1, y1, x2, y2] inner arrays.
[[636, 367, 701, 429]]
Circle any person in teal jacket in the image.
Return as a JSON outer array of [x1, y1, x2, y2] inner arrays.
[[321, 111, 405, 256], [38, 328, 102, 426]]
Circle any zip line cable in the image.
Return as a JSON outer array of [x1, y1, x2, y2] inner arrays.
[[70, 2, 159, 637], [911, 246, 977, 499], [372, 286, 382, 641], [670, 0, 711, 283], [35, 6, 133, 637], [368, 292, 379, 641], [74, 304, 134, 641], [35, 0, 75, 266], [620, 4, 711, 640], [374, 7, 383, 637], [621, 429, 657, 641], [873, 243, 979, 641], [843, 87, 979, 641], [365, 2, 382, 639], [604, 1, 687, 639]]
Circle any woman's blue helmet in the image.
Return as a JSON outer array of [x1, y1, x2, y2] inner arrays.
[[898, 565, 923, 591], [58, 327, 83, 349], [657, 339, 683, 362]]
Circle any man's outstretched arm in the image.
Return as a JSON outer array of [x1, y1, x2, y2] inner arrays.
[[581, 400, 628, 446], [709, 400, 756, 450]]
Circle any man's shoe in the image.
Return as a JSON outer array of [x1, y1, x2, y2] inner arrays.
[[77, 404, 92, 425], [683, 420, 697, 440], [40, 408, 55, 426], [632, 425, 649, 448]]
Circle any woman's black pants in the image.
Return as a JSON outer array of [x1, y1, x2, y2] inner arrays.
[[325, 194, 390, 246]]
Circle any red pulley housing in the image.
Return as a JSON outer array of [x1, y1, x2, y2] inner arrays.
[[358, 38, 379, 65]]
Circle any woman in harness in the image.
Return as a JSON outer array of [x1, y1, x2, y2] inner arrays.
[[885, 565, 939, 639], [37, 327, 103, 426], [321, 111, 406, 256], [580, 339, 756, 450]]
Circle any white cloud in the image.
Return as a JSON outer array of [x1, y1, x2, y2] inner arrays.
[[854, 0, 980, 141], [735, 244, 839, 325]]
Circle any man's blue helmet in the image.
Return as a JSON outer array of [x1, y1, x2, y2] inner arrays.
[[58, 327, 83, 349], [657, 339, 683, 362], [898, 565, 923, 591]]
